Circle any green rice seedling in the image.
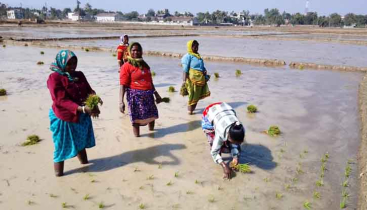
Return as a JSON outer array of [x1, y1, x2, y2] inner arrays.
[[168, 86, 175, 92], [180, 83, 188, 96], [172, 204, 180, 209], [292, 177, 298, 183], [299, 153, 305, 159], [208, 196, 215, 203], [214, 72, 220, 78], [263, 178, 270, 183], [313, 191, 320, 199], [24, 43, 28, 47], [321, 163, 326, 172], [235, 69, 242, 77], [112, 53, 116, 57], [299, 65, 305, 70], [22, 135, 41, 146], [98, 202, 104, 209], [37, 61, 44, 65], [280, 148, 285, 153], [195, 180, 200, 184], [90, 179, 96, 183], [316, 179, 324, 187], [303, 201, 311, 210], [174, 172, 179, 178], [231, 163, 251, 173], [166, 181, 173, 186], [139, 186, 144, 190], [247, 105, 257, 113], [276, 192, 283, 199], [28, 200, 35, 205], [85, 48, 90, 52], [347, 159, 353, 164], [325, 152, 330, 159], [342, 180, 349, 187], [62, 202, 67, 208], [151, 71, 156, 77], [83, 194, 90, 200], [2, 44, 5, 48], [50, 193, 58, 198], [296, 166, 304, 175], [133, 167, 140, 172], [0, 89, 7, 96], [161, 97, 170, 103], [320, 171, 325, 178], [285, 184, 291, 190], [342, 190, 349, 198], [217, 186, 223, 191], [186, 191, 194, 194], [147, 175, 154, 180], [40, 51, 45, 55], [85, 94, 102, 110], [303, 150, 308, 154], [268, 126, 281, 137], [158, 163, 162, 169], [139, 203, 145, 209], [321, 157, 327, 163], [340, 197, 347, 209], [345, 164, 352, 178]]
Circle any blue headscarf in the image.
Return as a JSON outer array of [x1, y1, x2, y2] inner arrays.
[[50, 50, 77, 81]]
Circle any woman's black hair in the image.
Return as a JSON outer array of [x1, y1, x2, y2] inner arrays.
[[192, 40, 199, 46], [229, 123, 245, 143]]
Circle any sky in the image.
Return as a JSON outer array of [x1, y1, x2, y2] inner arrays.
[[2, 0, 367, 16]]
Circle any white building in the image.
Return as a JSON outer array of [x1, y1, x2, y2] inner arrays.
[[170, 16, 197, 26], [96, 13, 123, 22], [68, 12, 80, 21], [7, 9, 24, 19]]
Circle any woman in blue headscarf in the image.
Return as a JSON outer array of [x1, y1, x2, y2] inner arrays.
[[47, 50, 101, 176]]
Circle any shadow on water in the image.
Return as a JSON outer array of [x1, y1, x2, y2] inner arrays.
[[240, 143, 277, 170], [196, 101, 248, 114], [154, 83, 176, 88], [141, 120, 201, 138], [64, 143, 186, 175]]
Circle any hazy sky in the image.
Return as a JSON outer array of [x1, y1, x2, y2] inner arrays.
[[3, 0, 367, 16]]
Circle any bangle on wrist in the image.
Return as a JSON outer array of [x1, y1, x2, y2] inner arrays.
[[82, 106, 85, 113]]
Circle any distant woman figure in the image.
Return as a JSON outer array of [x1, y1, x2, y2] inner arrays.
[[47, 50, 101, 177], [202, 102, 245, 179], [119, 42, 162, 137], [117, 34, 129, 68], [181, 40, 210, 115]]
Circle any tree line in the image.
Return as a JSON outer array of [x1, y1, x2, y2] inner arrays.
[[0, 2, 366, 27]]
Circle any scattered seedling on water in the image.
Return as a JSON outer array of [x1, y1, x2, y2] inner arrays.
[[280, 148, 285, 153], [247, 105, 257, 113], [166, 181, 173, 186], [62, 202, 67, 208], [158, 163, 162, 169], [275, 192, 283, 199], [214, 72, 220, 78], [22, 135, 41, 146], [268, 126, 281, 137], [37, 61, 44, 65], [299, 65, 305, 70], [292, 177, 298, 183], [316, 179, 324, 187], [90, 179, 96, 183], [208, 196, 215, 203], [340, 197, 347, 209], [217, 186, 223, 191], [2, 44, 5, 48], [313, 191, 321, 199], [85, 94, 102, 110], [40, 51, 44, 55], [296, 166, 304, 175], [24, 43, 28, 47], [112, 53, 116, 57], [139, 186, 144, 190], [133, 167, 140, 172], [49, 193, 58, 198], [174, 172, 179, 178], [342, 180, 349, 187], [342, 190, 349, 198], [161, 97, 170, 103], [28, 200, 35, 205], [195, 180, 200, 184], [235, 69, 242, 77], [168, 86, 175, 92], [303, 201, 311, 209], [147, 175, 154, 180], [98, 202, 104, 209], [83, 194, 90, 200], [345, 164, 352, 178], [263, 178, 270, 183], [325, 152, 330, 159], [85, 48, 90, 52], [151, 71, 156, 77], [139, 203, 146, 209], [186, 191, 194, 194], [347, 159, 354, 164], [285, 184, 291, 190], [0, 88, 7, 96]]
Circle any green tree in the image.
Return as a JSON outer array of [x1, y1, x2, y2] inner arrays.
[[146, 9, 155, 17], [317, 16, 329, 27], [329, 13, 342, 27], [62, 8, 71, 18], [304, 12, 318, 25], [124, 11, 139, 20], [290, 13, 305, 25], [264, 8, 283, 25]]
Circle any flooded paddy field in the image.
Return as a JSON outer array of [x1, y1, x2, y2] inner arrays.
[[0, 44, 363, 209]]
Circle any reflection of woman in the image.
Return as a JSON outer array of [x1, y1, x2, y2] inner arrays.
[[119, 42, 162, 137], [181, 40, 210, 115], [47, 50, 101, 177]]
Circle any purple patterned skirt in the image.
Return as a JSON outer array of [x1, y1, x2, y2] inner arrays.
[[126, 88, 159, 125]]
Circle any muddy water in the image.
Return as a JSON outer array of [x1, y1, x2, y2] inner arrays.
[[59, 36, 367, 68], [0, 45, 362, 209]]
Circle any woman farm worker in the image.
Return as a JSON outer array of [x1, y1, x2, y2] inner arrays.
[[47, 50, 101, 177], [117, 34, 129, 68], [201, 102, 245, 179], [181, 40, 210, 115], [119, 42, 162, 137]]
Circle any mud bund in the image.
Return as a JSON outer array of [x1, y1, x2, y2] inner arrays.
[[358, 75, 367, 210]]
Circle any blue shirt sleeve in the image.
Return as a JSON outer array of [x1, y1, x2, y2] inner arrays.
[[181, 54, 191, 73]]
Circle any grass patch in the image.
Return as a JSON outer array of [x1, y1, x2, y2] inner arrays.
[[235, 69, 242, 77], [268, 126, 281, 137], [247, 105, 257, 113], [22, 135, 41, 146], [0, 88, 7, 96], [168, 86, 175, 92], [37, 61, 44, 65]]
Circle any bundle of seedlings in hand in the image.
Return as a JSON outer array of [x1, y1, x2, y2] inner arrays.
[[40, 51, 45, 55], [85, 94, 102, 110], [22, 135, 41, 146], [247, 105, 257, 113], [151, 71, 156, 77], [168, 86, 175, 92], [180, 83, 188, 96], [214, 72, 220, 79], [235, 69, 242, 77], [0, 88, 7, 96], [161, 97, 170, 103], [268, 126, 281, 136], [230, 163, 251, 173]]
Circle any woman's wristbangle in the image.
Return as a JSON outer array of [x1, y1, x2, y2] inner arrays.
[[82, 106, 86, 113]]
